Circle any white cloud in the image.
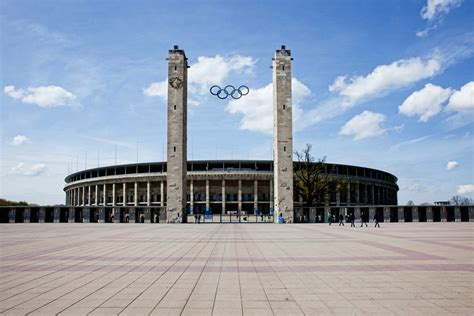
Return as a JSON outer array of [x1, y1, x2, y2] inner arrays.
[[446, 81, 474, 113], [339, 111, 387, 140], [446, 161, 459, 170], [144, 54, 256, 102], [457, 184, 474, 194], [4, 85, 76, 107], [143, 81, 167, 98], [417, 0, 463, 37], [11, 135, 30, 146], [330, 57, 442, 107], [421, 0, 462, 21], [226, 78, 311, 134], [10, 163, 47, 176], [399, 83, 452, 122]]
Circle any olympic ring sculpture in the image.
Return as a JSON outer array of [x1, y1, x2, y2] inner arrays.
[[210, 85, 250, 100]]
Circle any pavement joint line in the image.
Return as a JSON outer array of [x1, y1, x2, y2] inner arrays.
[[21, 227, 180, 315], [178, 225, 227, 315], [147, 225, 224, 315], [92, 228, 209, 315]]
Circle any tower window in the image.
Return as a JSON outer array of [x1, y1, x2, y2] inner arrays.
[[174, 105, 176, 110], [283, 146, 286, 152], [173, 146, 176, 152], [283, 104, 286, 110], [282, 65, 285, 71], [174, 65, 177, 71]]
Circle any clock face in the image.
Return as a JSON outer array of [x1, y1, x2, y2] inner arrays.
[[169, 77, 183, 89]]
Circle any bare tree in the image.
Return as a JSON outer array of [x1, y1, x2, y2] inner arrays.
[[406, 200, 414, 206], [294, 144, 340, 206], [450, 195, 472, 205]]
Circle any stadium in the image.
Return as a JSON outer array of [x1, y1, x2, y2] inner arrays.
[[62, 159, 399, 223]]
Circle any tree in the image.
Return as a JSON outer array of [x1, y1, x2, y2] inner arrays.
[[406, 200, 414, 206], [0, 198, 29, 206], [294, 144, 340, 206], [450, 195, 472, 205]]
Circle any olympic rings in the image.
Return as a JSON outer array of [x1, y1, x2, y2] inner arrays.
[[210, 85, 249, 100]]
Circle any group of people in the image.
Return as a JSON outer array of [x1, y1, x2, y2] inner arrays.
[[327, 211, 380, 227]]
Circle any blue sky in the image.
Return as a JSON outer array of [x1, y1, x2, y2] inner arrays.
[[1, 0, 473, 205]]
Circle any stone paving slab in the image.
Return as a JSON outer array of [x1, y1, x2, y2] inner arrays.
[[0, 223, 473, 315]]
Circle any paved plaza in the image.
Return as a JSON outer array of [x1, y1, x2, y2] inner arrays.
[[0, 223, 473, 315]]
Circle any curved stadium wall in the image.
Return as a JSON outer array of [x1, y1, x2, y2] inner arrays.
[[64, 160, 399, 217]]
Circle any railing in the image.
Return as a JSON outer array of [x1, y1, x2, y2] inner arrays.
[[0, 205, 472, 223]]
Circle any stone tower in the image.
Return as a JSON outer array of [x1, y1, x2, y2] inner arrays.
[[272, 45, 294, 223], [166, 45, 188, 223]]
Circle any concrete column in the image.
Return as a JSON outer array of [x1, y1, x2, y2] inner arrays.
[[83, 207, 90, 223], [112, 183, 116, 207], [134, 182, 138, 206], [190, 180, 194, 214], [9, 208, 15, 223], [412, 207, 419, 222], [354, 207, 361, 222], [103, 184, 107, 206], [88, 186, 91, 206], [113, 207, 120, 223], [336, 192, 340, 206], [469, 206, 474, 222], [95, 184, 99, 206], [166, 45, 188, 224], [23, 208, 30, 223], [398, 207, 404, 222], [160, 181, 164, 207], [454, 207, 461, 222], [369, 207, 375, 223], [377, 187, 381, 205], [98, 208, 105, 223], [39, 207, 45, 223], [272, 45, 294, 223], [269, 179, 274, 214], [383, 207, 390, 222], [254, 180, 258, 214], [222, 179, 226, 214], [238, 179, 242, 216], [347, 182, 351, 205], [82, 186, 85, 206], [54, 207, 60, 223], [73, 189, 76, 206], [122, 182, 126, 206], [427, 207, 433, 222], [144, 207, 151, 223], [68, 207, 75, 223], [441, 207, 447, 222], [205, 179, 210, 215], [147, 181, 151, 206], [355, 182, 360, 204], [129, 207, 135, 223]]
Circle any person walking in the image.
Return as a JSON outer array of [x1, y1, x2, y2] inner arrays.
[[350, 212, 355, 227], [360, 211, 368, 227], [374, 213, 380, 228], [338, 213, 344, 226], [327, 211, 333, 226]]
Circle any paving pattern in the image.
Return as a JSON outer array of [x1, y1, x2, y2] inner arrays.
[[0, 223, 473, 315]]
